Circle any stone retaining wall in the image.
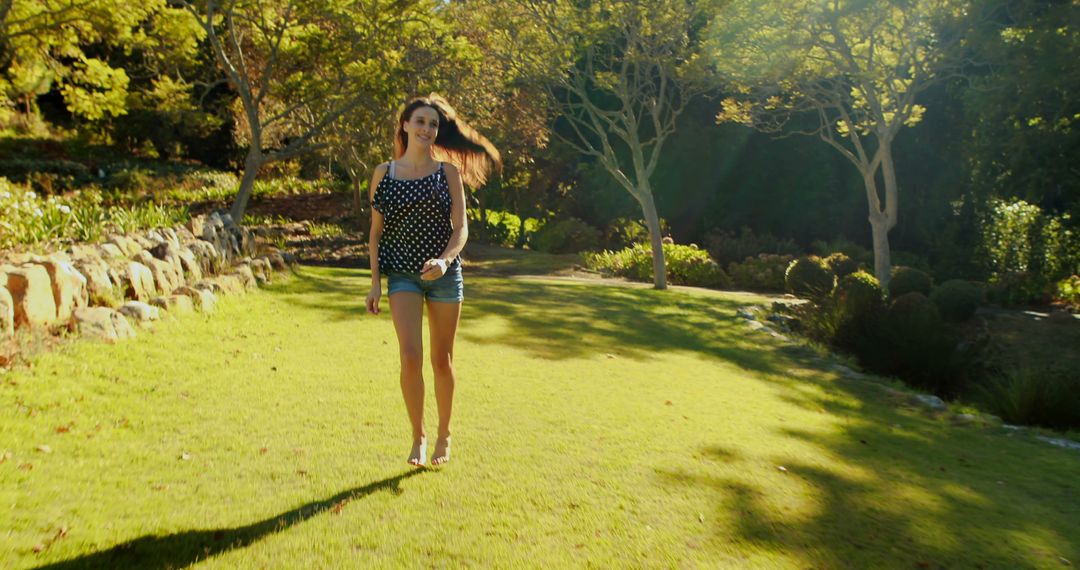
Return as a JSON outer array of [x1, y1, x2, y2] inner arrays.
[[0, 211, 294, 343]]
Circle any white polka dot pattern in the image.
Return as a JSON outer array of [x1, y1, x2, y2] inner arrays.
[[372, 162, 460, 274]]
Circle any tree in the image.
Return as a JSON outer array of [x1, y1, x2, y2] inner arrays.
[[1, 0, 165, 124], [710, 0, 970, 287], [181, 0, 444, 222], [961, 0, 1080, 215], [496, 0, 711, 289]]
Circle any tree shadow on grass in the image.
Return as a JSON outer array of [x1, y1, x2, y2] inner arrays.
[[274, 267, 807, 377], [659, 396, 1080, 568], [32, 470, 424, 570]]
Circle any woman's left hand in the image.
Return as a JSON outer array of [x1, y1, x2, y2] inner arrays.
[[420, 258, 447, 280]]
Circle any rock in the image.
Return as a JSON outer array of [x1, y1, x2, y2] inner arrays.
[[736, 307, 759, 320], [1048, 310, 1076, 325], [1035, 435, 1080, 451], [282, 252, 297, 266], [830, 364, 870, 380], [212, 274, 245, 295], [106, 234, 142, 257], [118, 301, 161, 323], [0, 285, 13, 337], [743, 319, 766, 331], [192, 280, 223, 295], [135, 251, 183, 294], [33, 258, 89, 323], [73, 259, 115, 304], [914, 394, 947, 410], [131, 234, 155, 251], [150, 294, 196, 315], [187, 215, 207, 239], [97, 243, 125, 259], [186, 241, 219, 275], [174, 286, 216, 313], [176, 247, 203, 283], [72, 307, 135, 342], [3, 264, 58, 328], [172, 224, 195, 243], [231, 265, 258, 290], [266, 251, 288, 272], [951, 413, 979, 424], [122, 261, 157, 301], [246, 259, 270, 284]]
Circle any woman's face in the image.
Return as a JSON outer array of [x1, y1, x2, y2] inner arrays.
[[403, 106, 440, 148]]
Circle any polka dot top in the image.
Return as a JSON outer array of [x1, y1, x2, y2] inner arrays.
[[372, 161, 461, 274]]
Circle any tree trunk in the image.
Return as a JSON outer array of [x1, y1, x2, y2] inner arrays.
[[636, 188, 667, 290], [350, 172, 363, 222], [230, 150, 263, 223], [870, 213, 892, 289]]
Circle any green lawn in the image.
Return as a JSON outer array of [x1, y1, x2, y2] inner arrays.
[[2, 265, 1077, 569]]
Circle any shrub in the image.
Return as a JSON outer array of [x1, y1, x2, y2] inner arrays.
[[0, 158, 93, 192], [585, 242, 730, 288], [785, 256, 835, 299], [604, 217, 666, 249], [824, 252, 859, 278], [835, 271, 884, 320], [889, 266, 933, 298], [931, 279, 983, 322], [706, 227, 800, 266], [810, 236, 871, 264], [727, 254, 794, 292], [1055, 275, 1080, 310], [532, 217, 602, 254], [975, 367, 1080, 431], [885, 292, 957, 393], [979, 198, 1079, 305], [831, 271, 886, 356], [467, 209, 537, 248]]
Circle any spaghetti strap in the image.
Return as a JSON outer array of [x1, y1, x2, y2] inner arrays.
[[389, 160, 396, 179]]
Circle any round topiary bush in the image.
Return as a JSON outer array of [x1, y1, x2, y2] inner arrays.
[[930, 279, 983, 322], [785, 256, 835, 298], [886, 292, 944, 347], [834, 270, 884, 320], [889, 266, 933, 298], [824, 252, 859, 278], [531, 217, 602, 254]]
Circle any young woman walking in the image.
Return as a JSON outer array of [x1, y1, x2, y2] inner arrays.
[[365, 94, 500, 467]]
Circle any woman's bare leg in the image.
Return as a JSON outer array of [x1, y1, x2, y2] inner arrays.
[[390, 292, 426, 465], [426, 299, 461, 465]]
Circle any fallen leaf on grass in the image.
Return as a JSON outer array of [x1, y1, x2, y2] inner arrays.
[[331, 499, 350, 514], [0, 450, 12, 463], [180, 452, 192, 461], [259, 447, 269, 454], [35, 445, 52, 454], [664, 400, 673, 406], [55, 423, 73, 434], [18, 462, 33, 470], [776, 466, 787, 472], [32, 543, 45, 553]]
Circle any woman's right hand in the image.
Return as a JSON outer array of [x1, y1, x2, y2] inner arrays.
[[366, 285, 381, 315]]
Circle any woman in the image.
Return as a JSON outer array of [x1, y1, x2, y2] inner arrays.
[[365, 94, 500, 467]]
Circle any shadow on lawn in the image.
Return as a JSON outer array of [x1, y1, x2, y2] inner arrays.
[[660, 376, 1080, 567], [33, 470, 424, 570], [277, 266, 805, 376]]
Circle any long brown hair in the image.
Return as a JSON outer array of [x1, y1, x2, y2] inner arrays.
[[394, 94, 502, 188]]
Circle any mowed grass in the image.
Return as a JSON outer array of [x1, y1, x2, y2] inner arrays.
[[1, 265, 1078, 569]]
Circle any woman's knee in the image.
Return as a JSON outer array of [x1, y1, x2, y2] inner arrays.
[[430, 352, 454, 376], [399, 345, 423, 371]]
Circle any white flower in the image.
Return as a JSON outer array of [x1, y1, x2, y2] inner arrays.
[[59, 204, 72, 214]]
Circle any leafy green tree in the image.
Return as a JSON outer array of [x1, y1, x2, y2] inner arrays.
[[710, 0, 970, 288], [182, 0, 448, 222], [961, 0, 1080, 214], [1, 0, 164, 123]]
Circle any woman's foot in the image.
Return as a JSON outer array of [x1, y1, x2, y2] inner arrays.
[[431, 437, 451, 466], [408, 437, 427, 467]]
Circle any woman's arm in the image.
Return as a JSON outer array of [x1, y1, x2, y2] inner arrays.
[[438, 162, 469, 263], [366, 163, 388, 314]]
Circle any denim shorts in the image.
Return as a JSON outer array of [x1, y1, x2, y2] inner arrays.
[[386, 264, 464, 303]]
